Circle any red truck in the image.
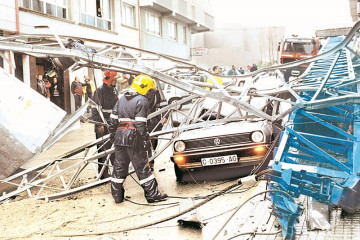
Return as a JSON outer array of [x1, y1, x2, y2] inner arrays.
[[279, 37, 321, 80]]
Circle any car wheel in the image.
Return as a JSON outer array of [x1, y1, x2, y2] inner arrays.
[[174, 163, 184, 182], [169, 97, 182, 110]]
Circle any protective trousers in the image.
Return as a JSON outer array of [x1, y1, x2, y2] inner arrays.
[[111, 141, 167, 203], [95, 127, 114, 179]]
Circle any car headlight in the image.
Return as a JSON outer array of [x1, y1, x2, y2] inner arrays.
[[174, 141, 186, 152], [251, 131, 264, 143]]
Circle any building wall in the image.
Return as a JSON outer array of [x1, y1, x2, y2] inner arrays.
[[139, 0, 214, 60], [0, 0, 213, 112], [140, 8, 191, 59], [0, 1, 16, 33], [63, 70, 71, 113], [18, 7, 139, 48], [29, 56, 37, 90], [0, 0, 213, 60], [191, 27, 285, 70]]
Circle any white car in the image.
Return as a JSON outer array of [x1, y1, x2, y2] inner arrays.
[[160, 74, 235, 110], [161, 82, 190, 110], [169, 96, 282, 182]]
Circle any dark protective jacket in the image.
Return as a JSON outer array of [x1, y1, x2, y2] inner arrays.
[[92, 84, 119, 127], [250, 65, 258, 72], [147, 90, 162, 132], [110, 91, 149, 147]]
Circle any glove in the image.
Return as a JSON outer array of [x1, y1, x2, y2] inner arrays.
[[108, 118, 118, 133], [142, 132, 150, 142], [110, 132, 115, 142], [97, 125, 105, 134], [108, 123, 117, 134], [143, 139, 152, 150], [143, 140, 148, 149]]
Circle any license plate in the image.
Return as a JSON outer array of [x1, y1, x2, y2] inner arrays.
[[201, 154, 238, 166]]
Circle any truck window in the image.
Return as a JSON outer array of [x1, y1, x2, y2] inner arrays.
[[283, 42, 315, 54]]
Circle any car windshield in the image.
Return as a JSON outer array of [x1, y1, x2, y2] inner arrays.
[[283, 42, 314, 54], [193, 96, 271, 122]]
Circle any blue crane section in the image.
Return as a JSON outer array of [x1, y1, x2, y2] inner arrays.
[[267, 33, 360, 239]]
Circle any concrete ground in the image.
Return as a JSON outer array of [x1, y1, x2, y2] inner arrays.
[[2, 75, 356, 239], [0, 120, 268, 240]]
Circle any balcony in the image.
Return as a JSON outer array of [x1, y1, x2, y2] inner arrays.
[[139, 0, 173, 13], [140, 0, 214, 33]]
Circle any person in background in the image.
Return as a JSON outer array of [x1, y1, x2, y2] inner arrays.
[[92, 70, 119, 179], [71, 76, 84, 110], [36, 74, 47, 98], [97, 7, 102, 17], [146, 89, 165, 171], [119, 73, 129, 92], [212, 65, 221, 75], [44, 76, 52, 100], [83, 76, 94, 101], [227, 65, 239, 76], [238, 67, 245, 74], [246, 65, 251, 72], [50, 77, 61, 107], [83, 75, 95, 112], [128, 75, 135, 86], [207, 66, 224, 90], [250, 63, 258, 72]]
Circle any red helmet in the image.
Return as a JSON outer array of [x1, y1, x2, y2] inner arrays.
[[103, 70, 118, 86]]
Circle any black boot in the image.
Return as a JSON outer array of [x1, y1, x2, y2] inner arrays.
[[111, 182, 125, 204], [149, 160, 154, 172], [141, 178, 168, 203]]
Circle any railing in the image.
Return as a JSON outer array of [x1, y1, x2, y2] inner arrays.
[[20, 0, 67, 19], [80, 13, 111, 31]]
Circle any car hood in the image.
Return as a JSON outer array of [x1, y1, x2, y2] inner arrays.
[[176, 120, 270, 141]]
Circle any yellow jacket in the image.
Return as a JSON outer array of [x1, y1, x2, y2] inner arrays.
[[206, 76, 223, 90]]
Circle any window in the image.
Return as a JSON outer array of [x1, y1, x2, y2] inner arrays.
[[168, 21, 177, 41], [80, 0, 111, 30], [145, 12, 161, 36], [183, 26, 187, 44], [122, 3, 136, 27], [283, 41, 315, 54], [20, 0, 67, 19]]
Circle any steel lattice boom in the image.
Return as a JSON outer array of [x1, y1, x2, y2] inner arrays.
[[0, 21, 360, 240], [267, 30, 360, 240]]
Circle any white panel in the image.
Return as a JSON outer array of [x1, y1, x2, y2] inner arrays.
[[0, 67, 66, 153]]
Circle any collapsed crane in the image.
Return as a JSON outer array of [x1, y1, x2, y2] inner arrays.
[[266, 32, 360, 239], [0, 21, 360, 240]]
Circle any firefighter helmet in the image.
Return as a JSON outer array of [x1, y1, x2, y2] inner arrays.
[[131, 75, 156, 95], [103, 70, 118, 86]]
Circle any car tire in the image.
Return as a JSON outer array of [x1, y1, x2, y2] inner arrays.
[[174, 163, 184, 182], [169, 97, 182, 110]]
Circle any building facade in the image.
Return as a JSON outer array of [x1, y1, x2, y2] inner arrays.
[[0, 0, 214, 113], [191, 27, 286, 71]]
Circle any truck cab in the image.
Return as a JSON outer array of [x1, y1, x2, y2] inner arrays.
[[279, 37, 321, 80]]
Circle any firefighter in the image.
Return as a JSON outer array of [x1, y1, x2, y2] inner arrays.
[[109, 75, 168, 203], [146, 89, 164, 171], [92, 70, 119, 179]]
